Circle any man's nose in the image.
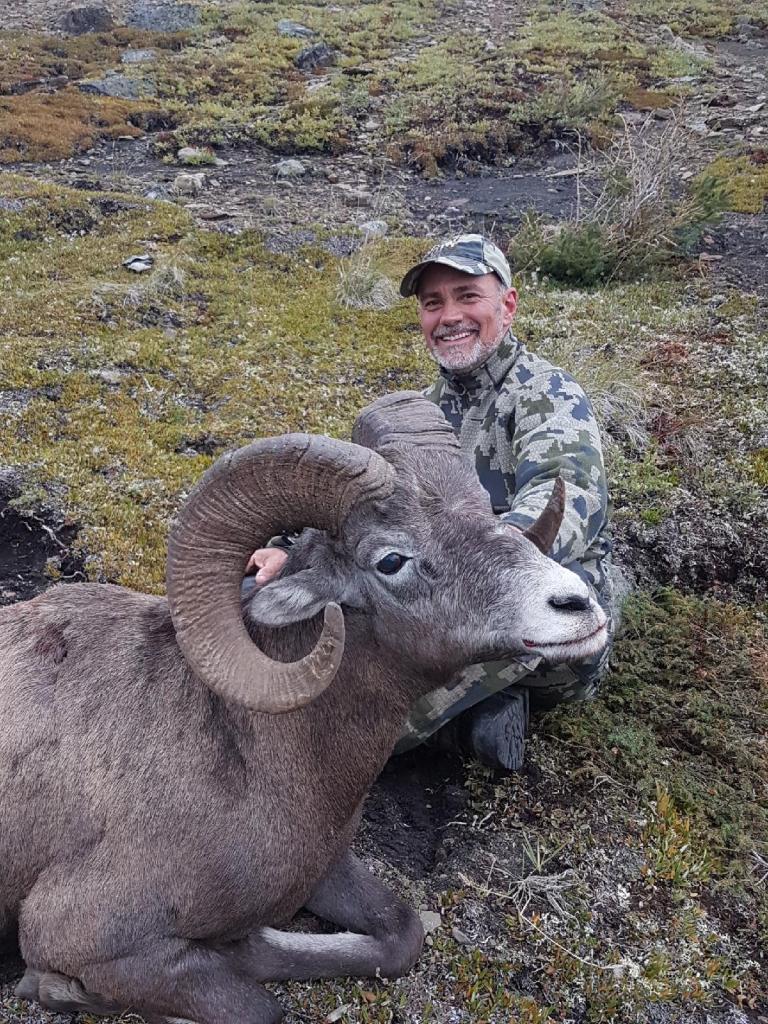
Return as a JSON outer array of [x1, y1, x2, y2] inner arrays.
[[439, 299, 463, 323]]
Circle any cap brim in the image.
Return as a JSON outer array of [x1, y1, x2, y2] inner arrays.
[[399, 256, 494, 298]]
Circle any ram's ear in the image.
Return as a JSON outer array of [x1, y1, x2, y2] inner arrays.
[[246, 568, 340, 626]]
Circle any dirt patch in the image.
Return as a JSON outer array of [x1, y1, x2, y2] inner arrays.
[[0, 471, 84, 606], [360, 748, 468, 879]]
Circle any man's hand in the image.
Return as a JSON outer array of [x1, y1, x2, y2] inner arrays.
[[245, 548, 289, 585]]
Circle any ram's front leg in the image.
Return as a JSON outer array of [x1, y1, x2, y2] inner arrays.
[[240, 850, 424, 983]]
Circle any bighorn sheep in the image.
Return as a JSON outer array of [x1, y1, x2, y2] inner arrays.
[[0, 393, 607, 1024]]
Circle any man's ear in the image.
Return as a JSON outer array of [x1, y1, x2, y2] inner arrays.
[[246, 568, 339, 626], [502, 286, 517, 328]]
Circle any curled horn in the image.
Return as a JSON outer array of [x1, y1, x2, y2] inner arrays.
[[352, 391, 462, 454], [523, 477, 566, 554], [166, 435, 394, 714]]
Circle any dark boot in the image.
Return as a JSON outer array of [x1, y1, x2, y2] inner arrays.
[[428, 687, 529, 771], [462, 687, 529, 770]]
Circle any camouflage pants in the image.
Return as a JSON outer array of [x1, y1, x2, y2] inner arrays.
[[394, 574, 615, 755]]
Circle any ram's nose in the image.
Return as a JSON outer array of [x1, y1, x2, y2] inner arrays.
[[548, 592, 591, 614]]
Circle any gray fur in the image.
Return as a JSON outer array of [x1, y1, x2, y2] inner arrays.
[[1, 446, 604, 1023]]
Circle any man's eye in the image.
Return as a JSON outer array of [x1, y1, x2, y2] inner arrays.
[[376, 552, 408, 575]]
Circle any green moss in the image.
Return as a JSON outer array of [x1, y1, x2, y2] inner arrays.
[[751, 448, 768, 486], [0, 172, 428, 591], [697, 154, 768, 214], [625, 0, 768, 37], [714, 292, 759, 319], [546, 590, 768, 861]]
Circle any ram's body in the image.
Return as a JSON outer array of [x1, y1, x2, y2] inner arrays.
[[0, 395, 607, 1024]]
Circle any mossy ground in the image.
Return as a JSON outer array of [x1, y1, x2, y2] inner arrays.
[[0, 0, 755, 171], [1, 144, 767, 1016], [1, 0, 767, 1020], [698, 152, 768, 214]]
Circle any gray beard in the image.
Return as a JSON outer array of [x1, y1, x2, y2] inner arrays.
[[428, 335, 500, 374]]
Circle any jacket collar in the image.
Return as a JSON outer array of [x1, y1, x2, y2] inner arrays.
[[439, 330, 521, 394]]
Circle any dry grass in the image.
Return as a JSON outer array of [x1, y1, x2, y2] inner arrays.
[[336, 243, 400, 311], [0, 89, 150, 163], [512, 117, 726, 284]]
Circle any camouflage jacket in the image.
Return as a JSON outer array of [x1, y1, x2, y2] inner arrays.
[[423, 330, 611, 595]]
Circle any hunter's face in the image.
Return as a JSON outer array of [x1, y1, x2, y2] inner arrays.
[[417, 264, 517, 373]]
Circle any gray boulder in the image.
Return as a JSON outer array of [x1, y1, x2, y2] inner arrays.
[[126, 1, 200, 31], [295, 42, 336, 71], [277, 19, 317, 38], [78, 71, 156, 100], [274, 159, 306, 179], [57, 6, 115, 34], [121, 48, 158, 64]]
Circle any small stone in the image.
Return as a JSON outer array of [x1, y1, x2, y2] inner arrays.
[[653, 108, 674, 120], [123, 254, 154, 273], [176, 146, 214, 165], [57, 6, 114, 34], [274, 159, 306, 178], [277, 19, 317, 38], [342, 190, 373, 208], [121, 49, 157, 65], [419, 910, 442, 935], [295, 43, 336, 71], [359, 219, 388, 238], [451, 926, 471, 945], [93, 369, 125, 385], [173, 172, 207, 196]]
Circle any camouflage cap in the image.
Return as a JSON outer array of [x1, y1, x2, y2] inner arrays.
[[399, 233, 512, 298]]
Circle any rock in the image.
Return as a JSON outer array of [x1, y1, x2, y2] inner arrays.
[[735, 16, 760, 36], [93, 369, 125, 385], [0, 198, 25, 213], [277, 19, 317, 38], [57, 6, 114, 34], [653, 108, 674, 120], [176, 146, 214, 165], [126, 1, 200, 32], [123, 254, 154, 273], [274, 159, 306, 179], [295, 43, 336, 71], [419, 910, 442, 935], [121, 49, 157, 65], [78, 72, 156, 100], [359, 219, 388, 238], [451, 926, 472, 945], [173, 172, 206, 195], [342, 189, 373, 208]]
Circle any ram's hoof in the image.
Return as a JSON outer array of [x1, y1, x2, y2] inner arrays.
[[15, 967, 42, 1002]]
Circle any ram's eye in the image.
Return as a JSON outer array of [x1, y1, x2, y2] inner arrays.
[[376, 552, 408, 575]]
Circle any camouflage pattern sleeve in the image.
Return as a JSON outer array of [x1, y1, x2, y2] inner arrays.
[[501, 369, 608, 566]]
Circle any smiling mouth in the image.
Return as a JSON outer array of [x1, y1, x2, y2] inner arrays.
[[522, 622, 607, 650], [435, 329, 478, 345]]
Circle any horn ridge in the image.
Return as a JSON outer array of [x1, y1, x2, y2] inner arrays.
[[166, 434, 394, 714]]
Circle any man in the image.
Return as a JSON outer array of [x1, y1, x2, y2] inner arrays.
[[248, 234, 613, 771]]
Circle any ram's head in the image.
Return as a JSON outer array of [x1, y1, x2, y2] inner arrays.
[[167, 393, 607, 714]]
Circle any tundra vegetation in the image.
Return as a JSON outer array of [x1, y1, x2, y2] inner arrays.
[[0, 0, 767, 1021]]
